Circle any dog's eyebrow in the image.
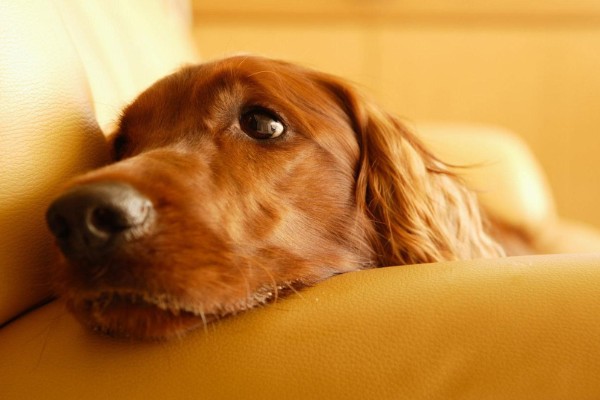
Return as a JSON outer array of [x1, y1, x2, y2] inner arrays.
[[236, 55, 250, 69], [246, 70, 279, 78]]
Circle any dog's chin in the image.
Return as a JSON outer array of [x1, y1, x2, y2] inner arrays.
[[66, 291, 218, 340]]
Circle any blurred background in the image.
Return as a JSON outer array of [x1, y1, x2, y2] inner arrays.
[[191, 0, 600, 229]]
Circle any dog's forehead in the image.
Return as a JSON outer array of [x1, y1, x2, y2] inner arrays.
[[191, 56, 315, 97], [203, 56, 307, 80], [127, 57, 309, 114]]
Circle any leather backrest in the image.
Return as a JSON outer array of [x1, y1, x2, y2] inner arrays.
[[54, 0, 199, 132], [0, 0, 198, 325]]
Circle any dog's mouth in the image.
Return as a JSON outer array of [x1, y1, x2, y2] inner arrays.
[[65, 285, 289, 340], [67, 290, 219, 340]]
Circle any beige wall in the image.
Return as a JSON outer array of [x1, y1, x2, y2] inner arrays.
[[193, 0, 600, 228]]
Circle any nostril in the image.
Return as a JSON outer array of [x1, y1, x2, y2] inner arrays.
[[88, 200, 152, 236], [47, 210, 71, 241], [89, 206, 123, 234], [86, 206, 123, 240]]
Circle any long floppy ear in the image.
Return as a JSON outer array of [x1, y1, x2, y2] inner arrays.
[[320, 77, 504, 266]]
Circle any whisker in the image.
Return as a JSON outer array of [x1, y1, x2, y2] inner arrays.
[[199, 307, 209, 335], [253, 259, 280, 304]]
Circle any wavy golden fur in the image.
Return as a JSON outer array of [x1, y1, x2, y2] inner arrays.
[[324, 82, 504, 265], [47, 56, 504, 339]]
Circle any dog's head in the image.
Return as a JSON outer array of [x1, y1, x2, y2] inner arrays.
[[46, 56, 501, 339]]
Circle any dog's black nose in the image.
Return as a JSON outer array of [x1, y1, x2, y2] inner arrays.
[[46, 182, 154, 260]]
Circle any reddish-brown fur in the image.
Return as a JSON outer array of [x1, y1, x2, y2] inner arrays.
[[51, 56, 508, 340]]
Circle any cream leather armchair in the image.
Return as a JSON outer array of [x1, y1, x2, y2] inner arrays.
[[2, 2, 600, 399]]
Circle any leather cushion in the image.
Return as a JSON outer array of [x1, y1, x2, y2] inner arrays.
[[2, 254, 600, 399]]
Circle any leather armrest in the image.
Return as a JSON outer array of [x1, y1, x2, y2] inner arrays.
[[418, 123, 556, 235], [2, 254, 600, 399], [536, 219, 600, 254]]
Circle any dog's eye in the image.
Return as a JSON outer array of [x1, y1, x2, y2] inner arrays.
[[240, 108, 285, 140]]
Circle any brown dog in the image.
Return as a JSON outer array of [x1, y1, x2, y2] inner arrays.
[[46, 56, 506, 340]]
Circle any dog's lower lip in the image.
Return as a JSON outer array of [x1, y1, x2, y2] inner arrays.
[[82, 291, 205, 318], [71, 290, 216, 339]]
